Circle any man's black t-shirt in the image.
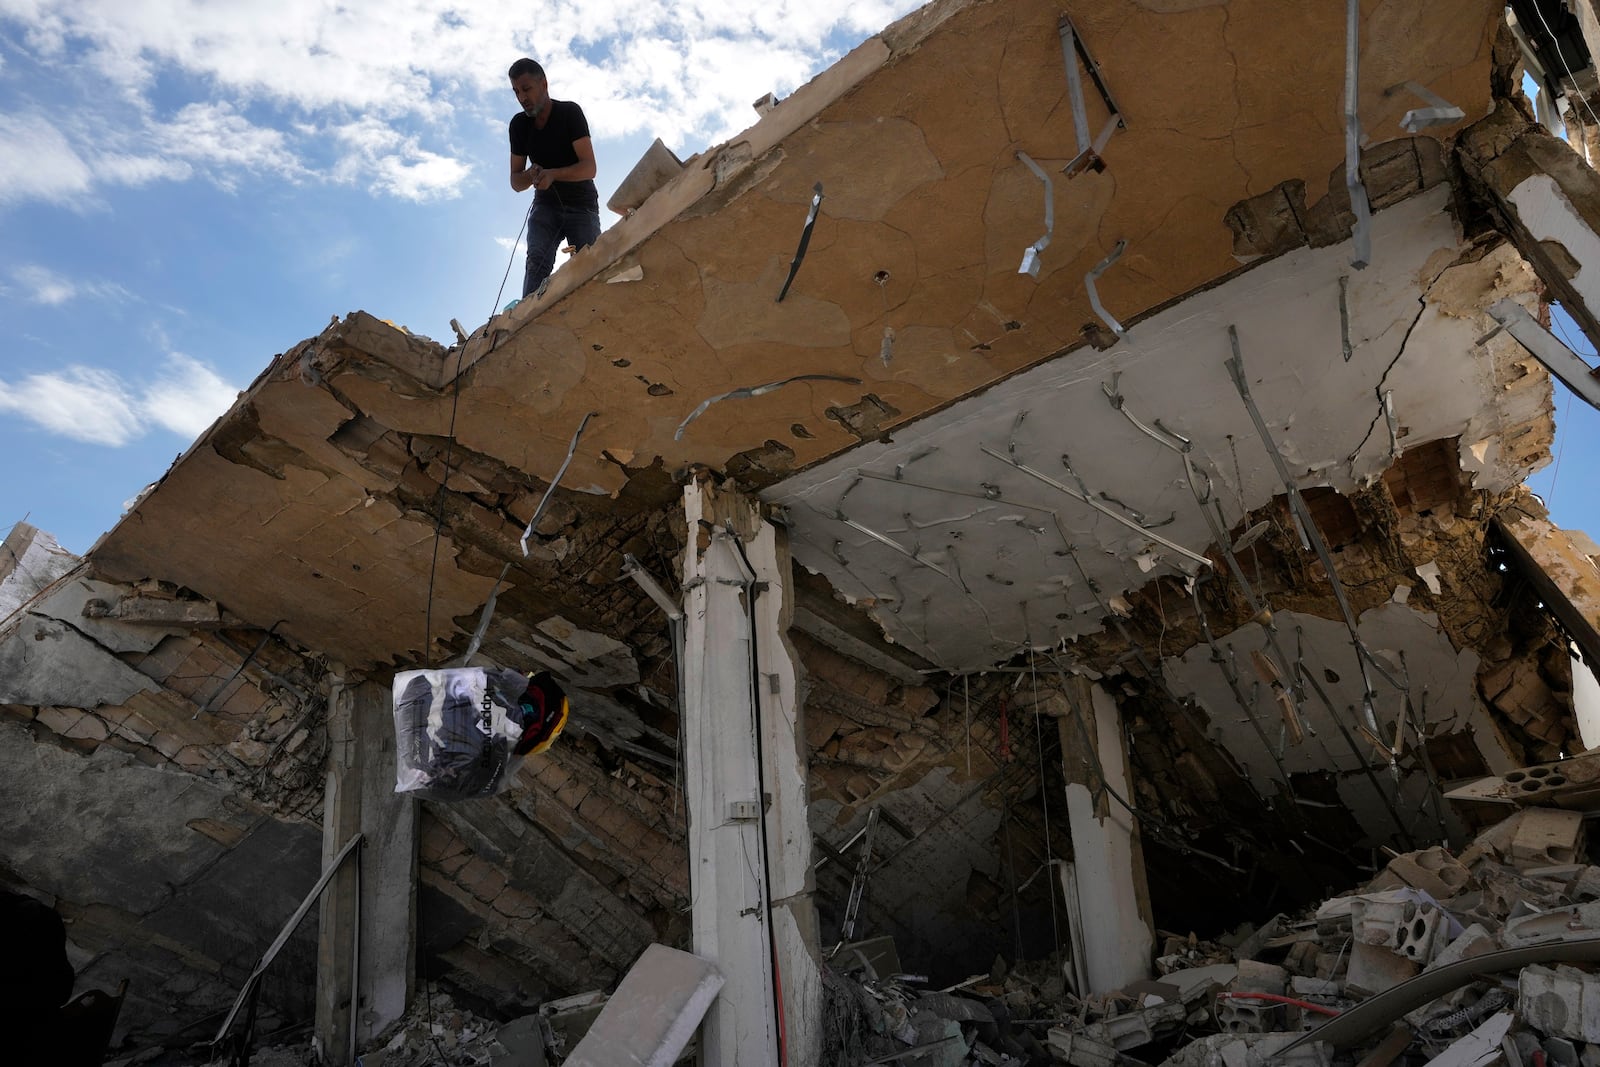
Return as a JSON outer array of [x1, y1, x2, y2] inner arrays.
[[509, 100, 599, 208]]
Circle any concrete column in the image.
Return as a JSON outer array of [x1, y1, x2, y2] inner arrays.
[[1055, 675, 1154, 993], [681, 478, 820, 1067], [316, 671, 417, 1063], [747, 505, 823, 1067]]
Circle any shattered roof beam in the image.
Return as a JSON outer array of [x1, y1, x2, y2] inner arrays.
[[1459, 99, 1600, 359]]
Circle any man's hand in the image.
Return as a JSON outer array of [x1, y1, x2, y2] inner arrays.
[[533, 166, 555, 191], [510, 154, 537, 192]]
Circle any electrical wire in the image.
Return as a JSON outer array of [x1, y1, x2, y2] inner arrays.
[[415, 209, 527, 1065], [726, 526, 789, 1067], [1530, 1, 1600, 134], [421, 210, 529, 667], [1026, 651, 1063, 961]]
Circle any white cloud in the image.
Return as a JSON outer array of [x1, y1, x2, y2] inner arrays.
[[141, 354, 240, 437], [5, 265, 131, 306], [330, 116, 470, 201], [0, 366, 144, 445], [0, 354, 239, 446], [145, 101, 307, 187], [11, 265, 76, 305], [101, 155, 194, 186], [0, 112, 93, 207], [0, 0, 923, 207]]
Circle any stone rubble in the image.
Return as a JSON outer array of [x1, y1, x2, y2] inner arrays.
[[137, 805, 1600, 1066], [806, 804, 1600, 1066]]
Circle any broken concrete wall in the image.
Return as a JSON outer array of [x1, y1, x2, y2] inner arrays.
[[806, 661, 1073, 985], [0, 522, 78, 619], [0, 722, 323, 1044], [412, 759, 675, 1011], [0, 530, 333, 1046]]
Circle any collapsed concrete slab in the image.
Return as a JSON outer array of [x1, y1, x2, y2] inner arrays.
[[562, 944, 723, 1067]]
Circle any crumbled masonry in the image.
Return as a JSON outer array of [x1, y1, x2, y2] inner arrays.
[[808, 804, 1600, 1066], [143, 804, 1600, 1065]]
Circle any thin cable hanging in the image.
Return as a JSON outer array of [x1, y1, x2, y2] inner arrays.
[[422, 210, 528, 665], [1027, 650, 1063, 959]]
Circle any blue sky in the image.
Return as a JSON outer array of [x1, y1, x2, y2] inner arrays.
[[1525, 308, 1600, 542], [0, 0, 911, 553], [1, 4, 1596, 561]]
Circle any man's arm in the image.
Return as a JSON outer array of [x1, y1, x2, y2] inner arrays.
[[510, 153, 539, 193], [531, 137, 596, 189]]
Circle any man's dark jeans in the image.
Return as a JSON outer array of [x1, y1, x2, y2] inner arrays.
[[523, 198, 601, 297]]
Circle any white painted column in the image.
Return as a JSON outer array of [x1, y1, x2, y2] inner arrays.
[[316, 672, 416, 1062], [352, 677, 417, 1046], [1056, 677, 1153, 993], [747, 510, 823, 1067], [1573, 646, 1600, 752], [681, 479, 819, 1067]]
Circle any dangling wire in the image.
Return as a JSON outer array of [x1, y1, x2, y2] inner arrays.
[[414, 211, 528, 1067], [422, 210, 530, 666], [1028, 650, 1063, 959], [964, 674, 972, 775]]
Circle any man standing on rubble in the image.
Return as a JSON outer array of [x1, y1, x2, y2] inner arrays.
[[507, 57, 600, 298]]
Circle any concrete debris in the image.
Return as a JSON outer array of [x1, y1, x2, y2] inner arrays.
[[178, 990, 577, 1067], [561, 944, 722, 1067], [804, 807, 1600, 1066]]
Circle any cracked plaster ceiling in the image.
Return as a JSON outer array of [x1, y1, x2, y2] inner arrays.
[[763, 189, 1547, 670], [90, 0, 1505, 673]]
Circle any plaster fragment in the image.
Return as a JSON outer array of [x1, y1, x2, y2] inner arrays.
[[1415, 561, 1442, 595]]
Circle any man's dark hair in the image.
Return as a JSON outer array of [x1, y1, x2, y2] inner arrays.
[[508, 57, 545, 81]]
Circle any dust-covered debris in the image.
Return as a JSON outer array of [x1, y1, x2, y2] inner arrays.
[[813, 804, 1600, 1066]]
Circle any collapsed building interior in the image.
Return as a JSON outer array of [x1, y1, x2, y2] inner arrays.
[[7, 0, 1600, 1063]]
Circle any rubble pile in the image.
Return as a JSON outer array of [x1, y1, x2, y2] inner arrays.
[[820, 806, 1600, 1066], [353, 991, 507, 1067], [347, 987, 623, 1067], [168, 990, 597, 1067], [129, 808, 1600, 1066]]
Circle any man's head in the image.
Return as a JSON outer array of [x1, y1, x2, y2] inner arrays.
[[508, 58, 549, 119]]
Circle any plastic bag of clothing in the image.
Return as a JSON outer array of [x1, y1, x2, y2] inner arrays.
[[392, 667, 568, 801]]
